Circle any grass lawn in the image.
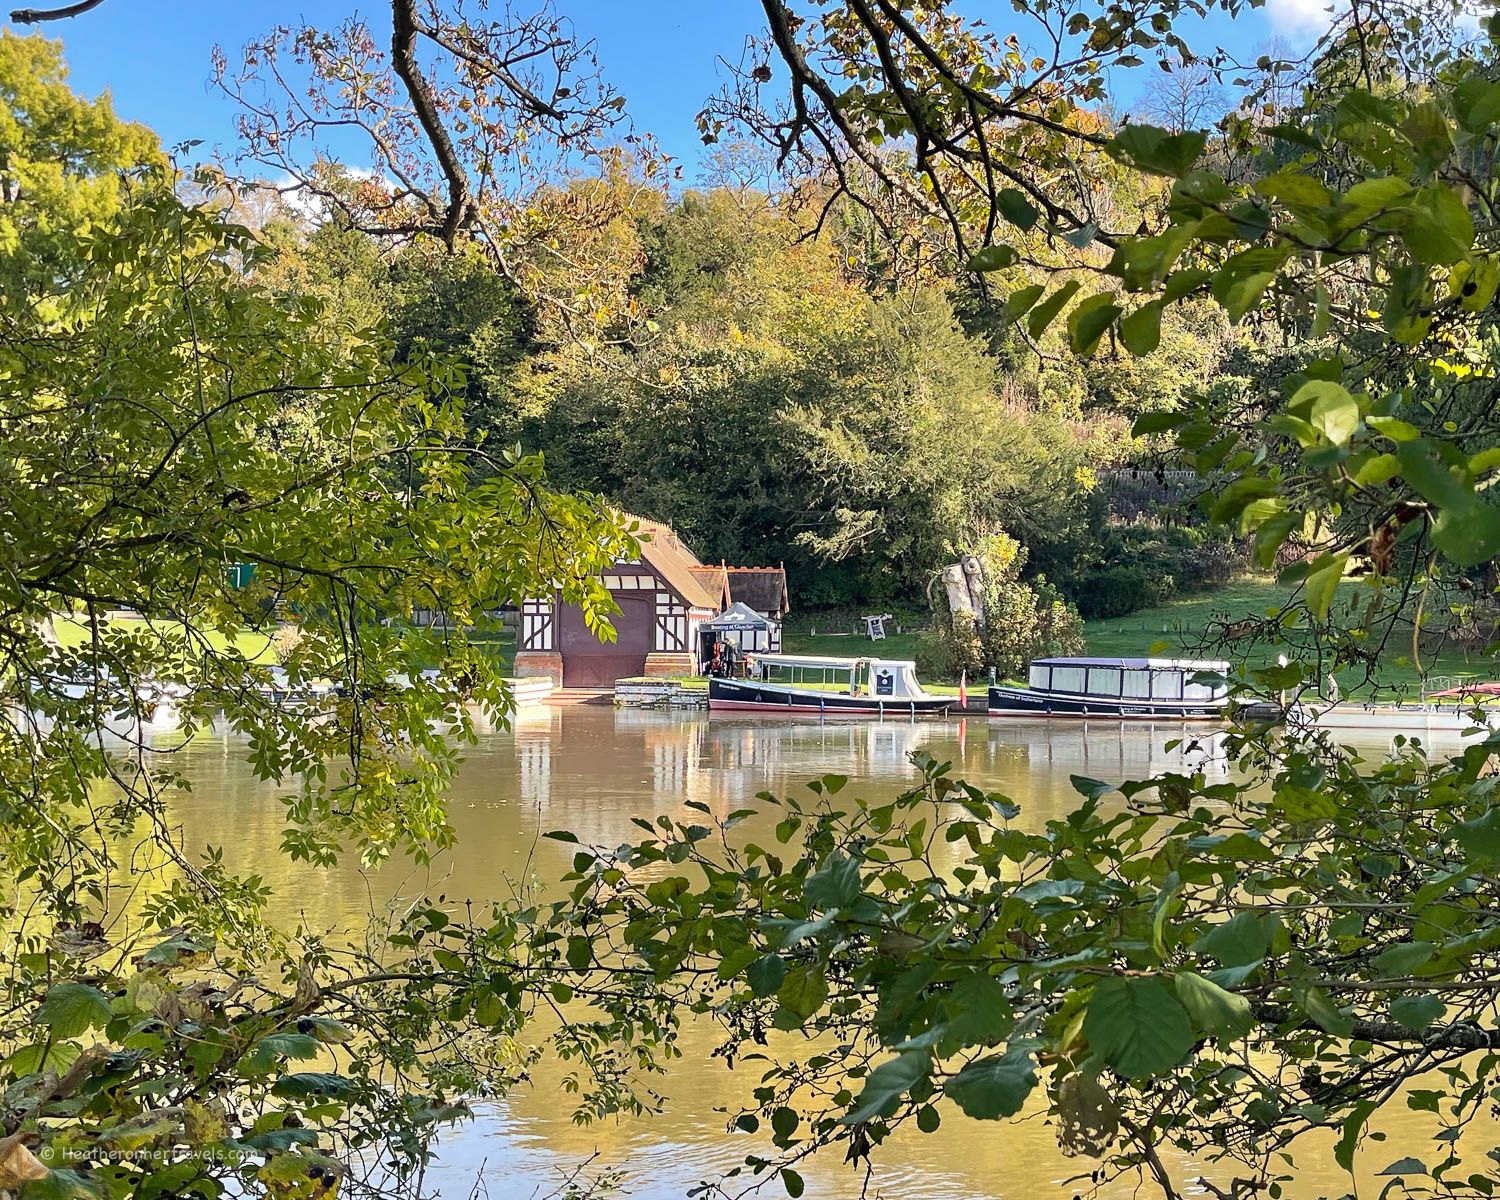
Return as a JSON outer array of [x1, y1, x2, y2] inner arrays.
[[1085, 576, 1500, 698], [780, 575, 1500, 700], [51, 615, 276, 663], [49, 615, 520, 674]]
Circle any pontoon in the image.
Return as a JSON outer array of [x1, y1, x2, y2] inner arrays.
[[708, 654, 951, 716], [988, 657, 1231, 720]]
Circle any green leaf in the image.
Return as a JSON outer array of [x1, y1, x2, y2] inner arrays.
[[1108, 124, 1208, 177], [1397, 440, 1500, 566], [1297, 986, 1354, 1036], [968, 244, 1019, 272], [1070, 775, 1114, 800], [782, 1168, 805, 1198], [270, 1072, 359, 1100], [254, 1032, 320, 1061], [1027, 281, 1081, 339], [842, 1051, 930, 1123], [777, 966, 829, 1021], [942, 970, 1015, 1047], [944, 1041, 1038, 1119], [1083, 977, 1194, 1078], [1067, 293, 1123, 357], [1303, 552, 1348, 622], [916, 1105, 941, 1132], [1340, 175, 1410, 225], [1353, 453, 1400, 486], [1404, 184, 1474, 266], [1454, 808, 1500, 860], [1371, 942, 1436, 975], [1193, 911, 1270, 966], [747, 953, 786, 997], [1131, 410, 1190, 437], [1295, 380, 1359, 446], [1005, 283, 1045, 319], [804, 853, 862, 909], [34, 983, 112, 1040], [996, 187, 1040, 231], [1390, 993, 1445, 1032], [1119, 301, 1164, 355], [566, 935, 592, 972], [1173, 971, 1253, 1042], [1336, 1099, 1379, 1172], [1379, 1157, 1430, 1177]]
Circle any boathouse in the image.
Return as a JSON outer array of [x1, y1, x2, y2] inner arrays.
[[514, 515, 728, 687], [726, 565, 790, 619]]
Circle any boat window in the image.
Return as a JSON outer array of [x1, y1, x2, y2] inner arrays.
[[1122, 670, 1150, 698], [1150, 670, 1183, 700], [1183, 673, 1222, 701], [1029, 664, 1051, 689], [1087, 667, 1122, 696], [1051, 665, 1086, 693]]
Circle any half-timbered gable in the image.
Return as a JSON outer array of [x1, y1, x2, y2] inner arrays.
[[514, 513, 724, 687]]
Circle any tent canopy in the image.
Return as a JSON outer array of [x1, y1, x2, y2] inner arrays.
[[702, 601, 778, 632]]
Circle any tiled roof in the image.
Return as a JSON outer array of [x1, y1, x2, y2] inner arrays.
[[616, 511, 723, 611], [727, 566, 789, 615]]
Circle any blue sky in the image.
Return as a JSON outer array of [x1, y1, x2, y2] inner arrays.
[[28, 0, 1329, 180]]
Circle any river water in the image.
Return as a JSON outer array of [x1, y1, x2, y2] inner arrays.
[[154, 704, 1479, 1199]]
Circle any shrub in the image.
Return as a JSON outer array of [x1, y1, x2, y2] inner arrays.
[[1069, 566, 1153, 619], [921, 537, 1087, 680]]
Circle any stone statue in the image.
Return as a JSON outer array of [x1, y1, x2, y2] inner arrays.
[[961, 554, 986, 624]]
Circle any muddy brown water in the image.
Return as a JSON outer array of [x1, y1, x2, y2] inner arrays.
[[153, 705, 1482, 1199]]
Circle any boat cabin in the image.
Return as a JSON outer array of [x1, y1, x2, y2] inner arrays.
[[749, 654, 929, 700], [1026, 657, 1231, 702], [1032, 657, 1230, 702], [711, 652, 950, 715]]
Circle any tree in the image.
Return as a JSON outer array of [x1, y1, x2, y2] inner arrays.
[[0, 48, 675, 1192], [0, 30, 162, 293], [1134, 62, 1230, 133]]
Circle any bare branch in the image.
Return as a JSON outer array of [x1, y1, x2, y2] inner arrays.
[[9, 0, 105, 23]]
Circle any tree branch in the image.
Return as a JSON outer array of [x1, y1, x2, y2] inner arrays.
[[389, 0, 473, 248], [9, 0, 106, 22]]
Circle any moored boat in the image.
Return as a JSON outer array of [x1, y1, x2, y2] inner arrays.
[[708, 654, 951, 716], [988, 657, 1230, 720]]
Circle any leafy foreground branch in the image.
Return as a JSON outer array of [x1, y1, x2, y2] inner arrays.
[[547, 735, 1500, 1199]]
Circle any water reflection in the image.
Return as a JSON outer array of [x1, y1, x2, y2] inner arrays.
[[145, 706, 1474, 1198]]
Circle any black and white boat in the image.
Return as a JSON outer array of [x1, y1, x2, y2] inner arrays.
[[988, 656, 1230, 720], [709, 654, 951, 716]]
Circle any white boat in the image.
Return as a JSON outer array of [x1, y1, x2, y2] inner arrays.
[[1297, 700, 1500, 734], [708, 654, 951, 716], [988, 657, 1231, 720]]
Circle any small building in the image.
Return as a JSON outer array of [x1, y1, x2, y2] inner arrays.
[[727, 565, 790, 619], [514, 515, 727, 687], [700, 601, 782, 660]]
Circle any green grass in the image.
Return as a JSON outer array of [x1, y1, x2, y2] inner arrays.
[[780, 576, 1500, 701], [50, 615, 520, 674], [1084, 576, 1500, 699], [51, 615, 277, 662]]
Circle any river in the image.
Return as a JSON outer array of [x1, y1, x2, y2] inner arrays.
[[153, 704, 1479, 1199]]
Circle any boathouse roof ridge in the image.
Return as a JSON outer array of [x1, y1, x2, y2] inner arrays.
[[611, 509, 722, 611], [726, 563, 790, 616]]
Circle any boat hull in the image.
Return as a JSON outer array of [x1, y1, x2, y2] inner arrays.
[[987, 685, 1223, 721], [709, 677, 950, 716], [1299, 703, 1500, 733]]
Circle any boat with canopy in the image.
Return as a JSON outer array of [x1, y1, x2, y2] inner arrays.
[[988, 656, 1231, 720], [708, 653, 951, 715]]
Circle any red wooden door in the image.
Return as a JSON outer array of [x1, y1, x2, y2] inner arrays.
[[558, 593, 652, 686]]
